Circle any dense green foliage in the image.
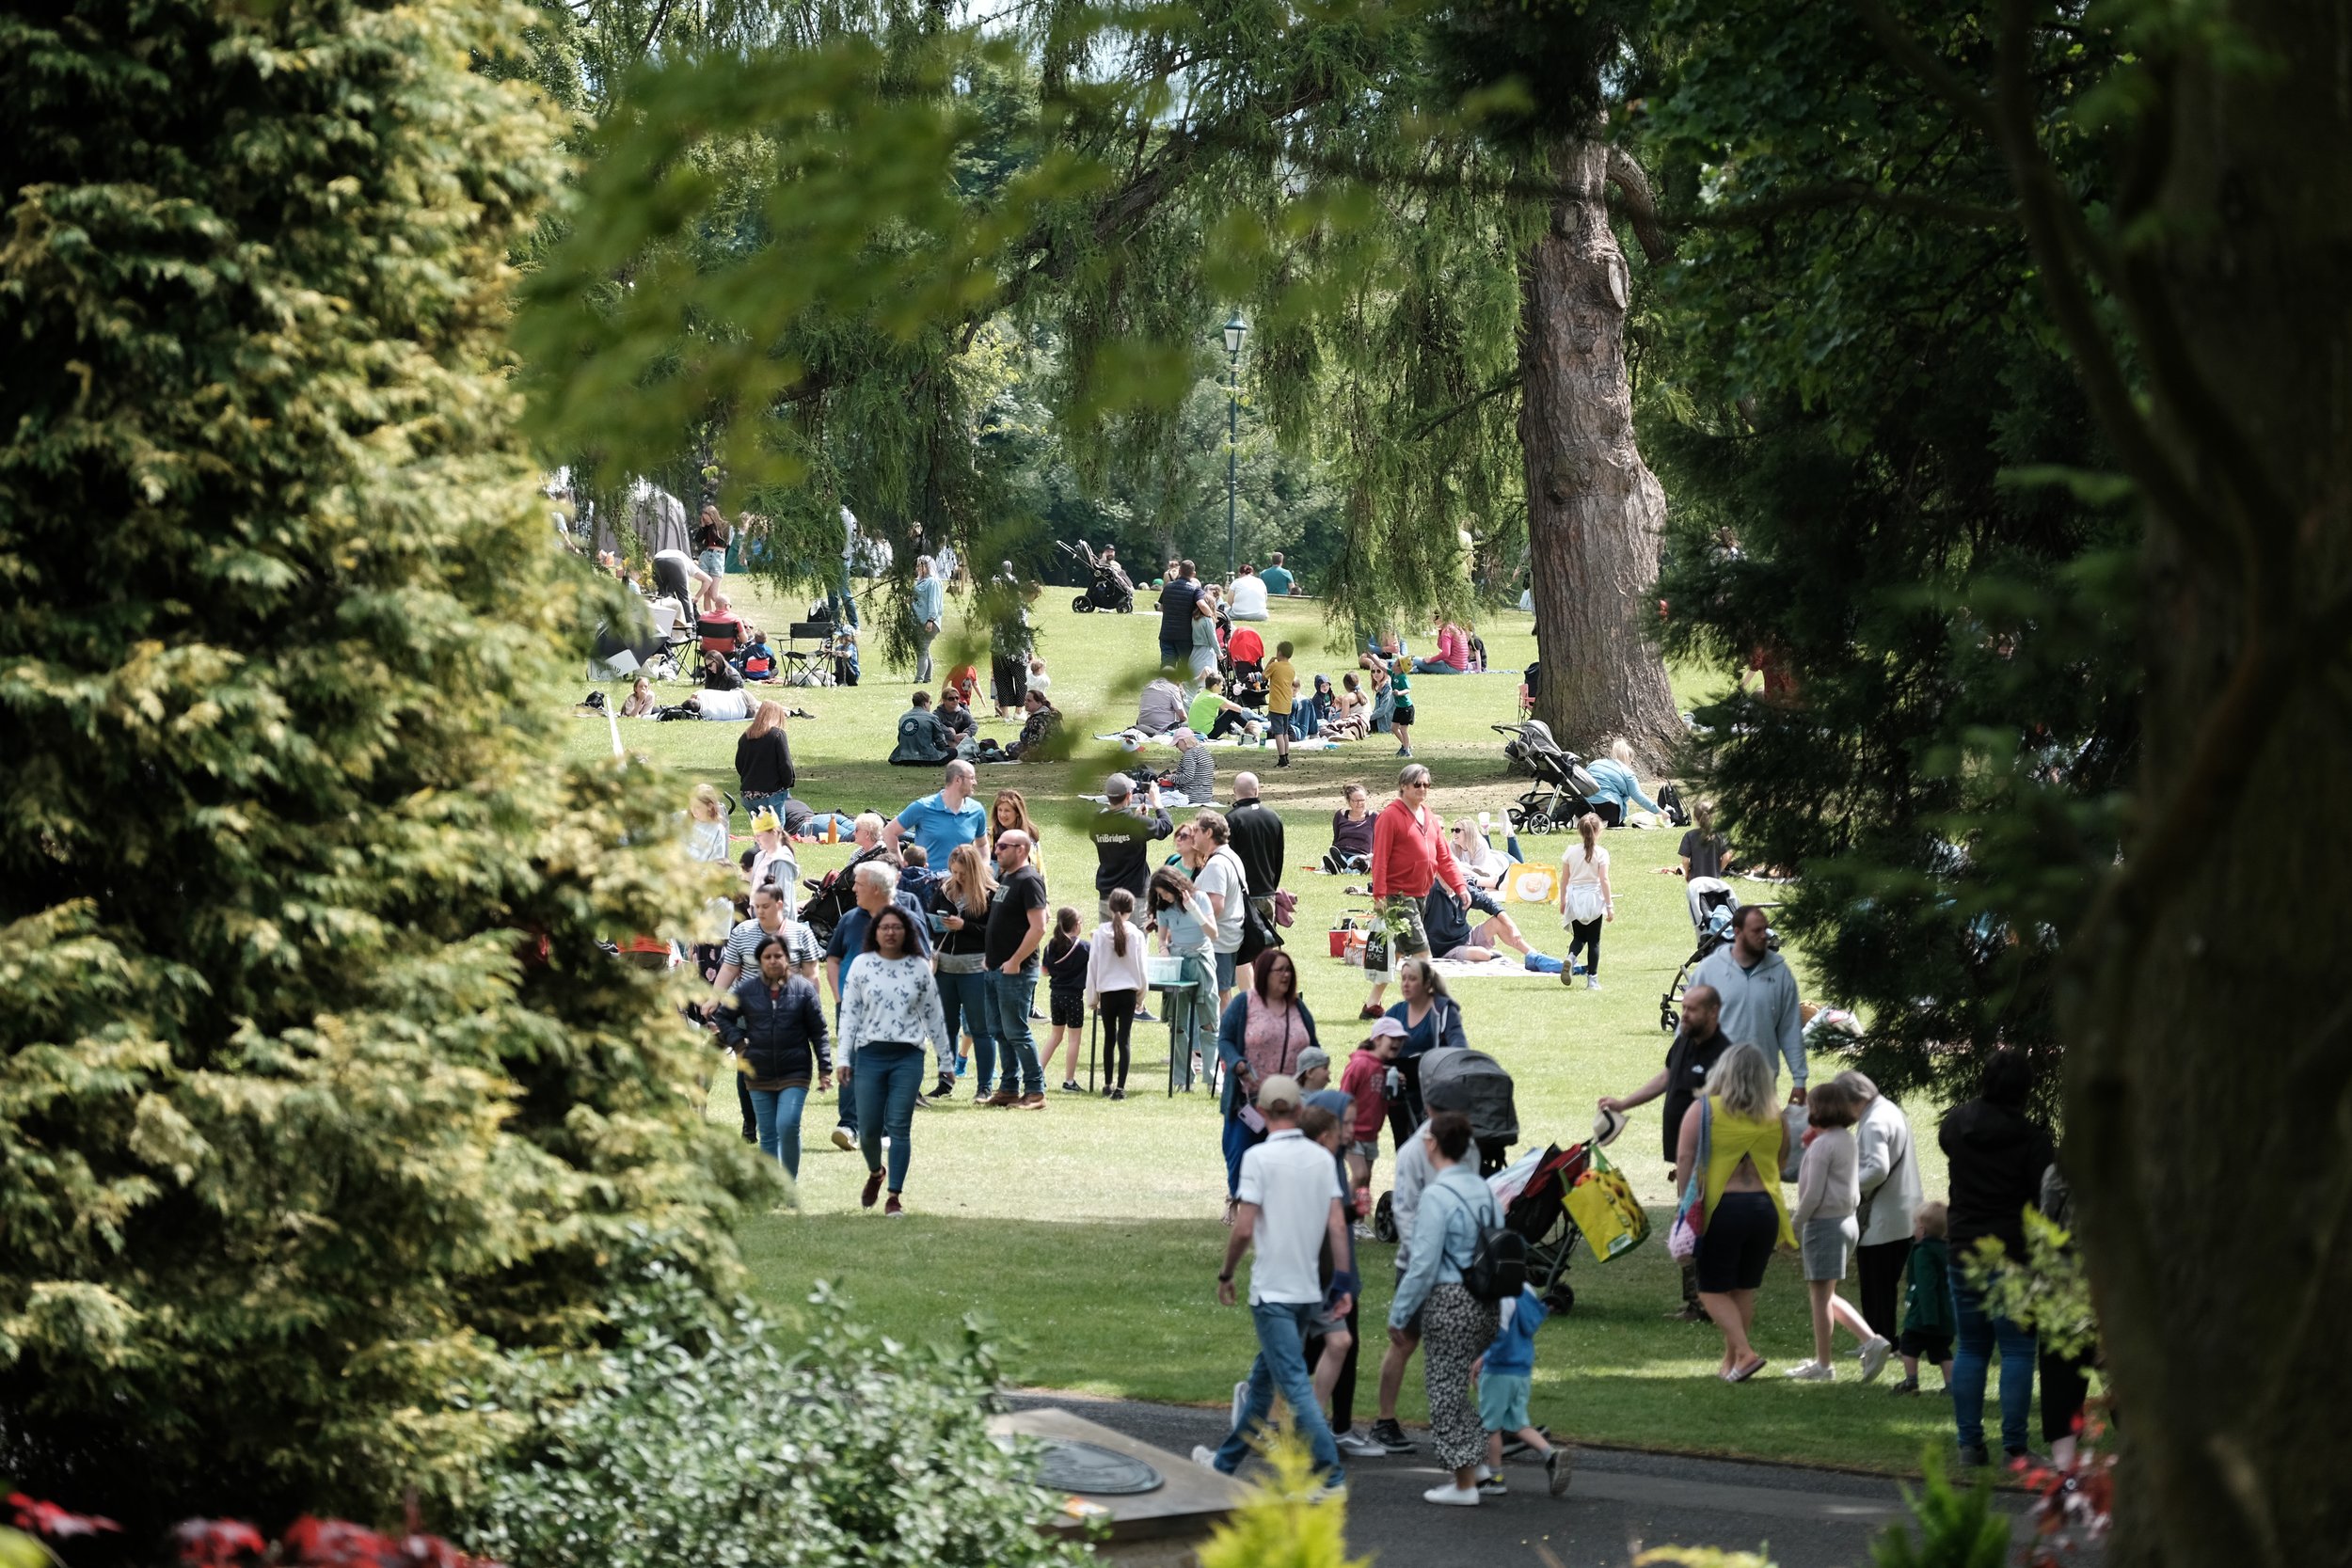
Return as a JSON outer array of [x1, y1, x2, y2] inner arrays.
[[1642, 2, 2137, 1106], [466, 1271, 1087, 1567], [0, 0, 761, 1524]]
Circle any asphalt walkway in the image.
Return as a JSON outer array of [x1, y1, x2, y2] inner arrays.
[[1006, 1391, 2029, 1568]]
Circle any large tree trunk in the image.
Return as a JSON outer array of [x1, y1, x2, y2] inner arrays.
[[1518, 138, 1682, 769], [2061, 3, 2352, 1562]]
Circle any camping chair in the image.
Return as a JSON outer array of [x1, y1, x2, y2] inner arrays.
[[780, 622, 836, 687]]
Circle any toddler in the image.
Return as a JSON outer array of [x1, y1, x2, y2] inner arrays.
[[1339, 1021, 1406, 1237], [1471, 1284, 1571, 1498], [1890, 1201, 1956, 1395]]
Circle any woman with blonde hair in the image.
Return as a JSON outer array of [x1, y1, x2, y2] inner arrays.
[[929, 841, 999, 1100], [685, 784, 731, 865], [1677, 1041, 1794, 1383], [734, 699, 798, 820], [1584, 736, 1663, 828], [1555, 812, 1613, 991]]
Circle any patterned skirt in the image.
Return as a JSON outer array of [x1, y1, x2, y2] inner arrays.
[[1422, 1282, 1500, 1472]]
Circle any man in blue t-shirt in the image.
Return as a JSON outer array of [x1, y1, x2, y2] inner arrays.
[[1260, 552, 1295, 598], [884, 758, 986, 865]]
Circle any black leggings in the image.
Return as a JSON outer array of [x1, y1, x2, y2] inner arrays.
[[1569, 918, 1603, 974], [1097, 989, 1139, 1087]]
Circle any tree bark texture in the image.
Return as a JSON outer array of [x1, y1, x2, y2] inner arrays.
[[1518, 139, 1682, 769], [2060, 4, 2352, 1564]]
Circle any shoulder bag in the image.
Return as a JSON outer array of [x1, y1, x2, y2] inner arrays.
[[1668, 1096, 1713, 1262]]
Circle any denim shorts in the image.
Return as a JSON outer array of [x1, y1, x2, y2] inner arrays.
[[1215, 950, 1238, 990], [1477, 1370, 1533, 1433]]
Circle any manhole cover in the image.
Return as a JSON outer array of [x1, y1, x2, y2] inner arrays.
[[1034, 1438, 1165, 1496]]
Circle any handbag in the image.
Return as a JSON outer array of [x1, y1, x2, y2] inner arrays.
[[1668, 1097, 1712, 1262]]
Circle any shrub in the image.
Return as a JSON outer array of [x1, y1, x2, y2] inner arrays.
[[462, 1272, 1090, 1568], [0, 0, 764, 1528], [1196, 1433, 1365, 1568], [1870, 1450, 2009, 1568]]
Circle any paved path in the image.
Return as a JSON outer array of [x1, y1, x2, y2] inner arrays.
[[1006, 1392, 2029, 1568]]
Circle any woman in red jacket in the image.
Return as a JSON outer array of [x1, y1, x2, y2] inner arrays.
[[1359, 763, 1470, 1020]]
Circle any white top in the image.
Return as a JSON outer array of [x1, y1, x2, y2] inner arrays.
[[1854, 1094, 1924, 1247], [698, 689, 750, 722], [1085, 920, 1151, 1003], [1560, 843, 1610, 887], [1227, 575, 1269, 618], [1793, 1125, 1860, 1225], [1194, 846, 1248, 954], [1236, 1129, 1343, 1305], [749, 846, 800, 916], [837, 954, 949, 1062]]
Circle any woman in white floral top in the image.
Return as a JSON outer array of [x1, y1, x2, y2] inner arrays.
[[837, 907, 950, 1215]]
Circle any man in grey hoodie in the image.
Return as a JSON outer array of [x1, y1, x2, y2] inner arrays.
[[1692, 905, 1805, 1102]]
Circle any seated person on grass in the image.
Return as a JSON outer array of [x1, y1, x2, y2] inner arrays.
[[1007, 689, 1062, 762], [736, 626, 779, 682], [936, 687, 976, 744], [1185, 673, 1258, 742], [891, 689, 958, 767], [1137, 674, 1189, 736], [1167, 729, 1216, 805]]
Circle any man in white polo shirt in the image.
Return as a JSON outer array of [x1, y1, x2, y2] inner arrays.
[[1194, 1075, 1355, 1495]]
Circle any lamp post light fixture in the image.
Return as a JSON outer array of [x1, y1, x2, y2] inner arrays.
[[1222, 311, 1246, 584]]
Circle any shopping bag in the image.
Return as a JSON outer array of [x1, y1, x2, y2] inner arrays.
[[1504, 863, 1557, 905], [1563, 1148, 1652, 1262]]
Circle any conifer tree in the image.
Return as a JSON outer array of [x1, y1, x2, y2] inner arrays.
[[0, 0, 760, 1525]]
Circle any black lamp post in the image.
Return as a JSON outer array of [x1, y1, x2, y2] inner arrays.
[[1222, 311, 1247, 584]]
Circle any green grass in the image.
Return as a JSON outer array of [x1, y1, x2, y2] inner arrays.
[[567, 580, 1979, 1472]]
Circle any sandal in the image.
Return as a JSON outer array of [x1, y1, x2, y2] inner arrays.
[[1726, 1356, 1769, 1384]]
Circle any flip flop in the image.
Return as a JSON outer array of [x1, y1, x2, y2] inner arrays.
[[1727, 1356, 1769, 1384]]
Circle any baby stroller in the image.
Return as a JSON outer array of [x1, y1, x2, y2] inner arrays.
[[1659, 877, 1768, 1031], [1493, 1142, 1595, 1314], [1058, 539, 1135, 613], [1372, 1045, 1518, 1241], [1492, 721, 1600, 834]]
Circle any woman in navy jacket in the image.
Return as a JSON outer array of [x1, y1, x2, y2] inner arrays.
[[720, 934, 833, 1178]]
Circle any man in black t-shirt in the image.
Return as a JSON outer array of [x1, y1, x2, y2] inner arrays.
[[1598, 984, 1730, 1320], [1225, 772, 1286, 917], [1157, 559, 1202, 670], [983, 830, 1051, 1108], [1091, 773, 1174, 918]]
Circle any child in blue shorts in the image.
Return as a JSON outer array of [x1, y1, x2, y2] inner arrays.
[[1473, 1284, 1571, 1497]]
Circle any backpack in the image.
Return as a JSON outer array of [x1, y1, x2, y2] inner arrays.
[[1656, 781, 1690, 828], [1464, 1218, 1530, 1302], [1437, 1180, 1526, 1301]]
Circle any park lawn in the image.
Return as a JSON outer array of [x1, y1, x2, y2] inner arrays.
[[565, 578, 1991, 1473]]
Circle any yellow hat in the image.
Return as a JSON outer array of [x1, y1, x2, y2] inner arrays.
[[750, 809, 782, 833]]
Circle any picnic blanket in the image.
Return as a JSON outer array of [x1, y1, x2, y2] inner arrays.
[[1094, 730, 1344, 753]]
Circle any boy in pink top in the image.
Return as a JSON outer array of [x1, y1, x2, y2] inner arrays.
[[1339, 1019, 1407, 1233]]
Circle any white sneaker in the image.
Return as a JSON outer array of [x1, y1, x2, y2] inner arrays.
[[1858, 1335, 1893, 1384], [1312, 1482, 1348, 1504], [1352, 1220, 1376, 1241], [1231, 1380, 1249, 1434], [1191, 1444, 1222, 1472], [1585, 976, 1601, 991], [1334, 1428, 1387, 1458], [1785, 1360, 1835, 1383], [1423, 1482, 1482, 1507]]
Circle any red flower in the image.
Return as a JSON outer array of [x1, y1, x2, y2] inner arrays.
[[8, 1495, 120, 1539], [173, 1519, 268, 1565]]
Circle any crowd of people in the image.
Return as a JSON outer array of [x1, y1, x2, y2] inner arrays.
[[627, 546, 2077, 1507]]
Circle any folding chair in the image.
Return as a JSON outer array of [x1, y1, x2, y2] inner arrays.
[[781, 621, 836, 687]]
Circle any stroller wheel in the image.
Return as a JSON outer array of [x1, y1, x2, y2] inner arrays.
[[1660, 1003, 1678, 1032], [1543, 1282, 1575, 1316], [1073, 595, 1095, 612]]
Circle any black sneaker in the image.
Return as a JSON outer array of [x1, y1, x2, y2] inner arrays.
[[1368, 1418, 1416, 1454], [930, 1072, 956, 1099], [1888, 1377, 1920, 1397], [1957, 1443, 1991, 1469], [1501, 1425, 1552, 1460]]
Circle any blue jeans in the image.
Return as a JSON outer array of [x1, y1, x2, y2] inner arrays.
[[1950, 1272, 2037, 1454], [850, 1043, 925, 1191], [1159, 638, 1190, 670], [1222, 1109, 1264, 1198], [990, 965, 1043, 1096], [1412, 657, 1464, 673], [937, 968, 994, 1088], [1212, 1301, 1344, 1487], [751, 1085, 810, 1179]]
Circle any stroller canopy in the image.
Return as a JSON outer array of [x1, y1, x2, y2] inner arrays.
[[1420, 1047, 1518, 1151]]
